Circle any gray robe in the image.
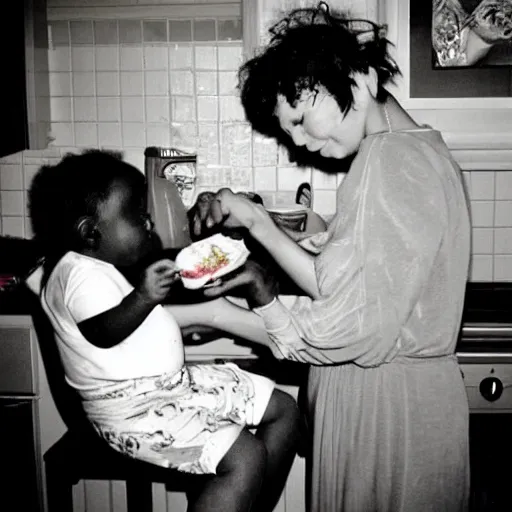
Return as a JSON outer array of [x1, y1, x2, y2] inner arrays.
[[255, 129, 471, 511]]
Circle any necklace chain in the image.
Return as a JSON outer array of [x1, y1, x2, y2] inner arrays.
[[384, 103, 392, 133]]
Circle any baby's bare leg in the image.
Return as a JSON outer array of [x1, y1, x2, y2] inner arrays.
[[253, 389, 301, 511], [187, 429, 266, 512]]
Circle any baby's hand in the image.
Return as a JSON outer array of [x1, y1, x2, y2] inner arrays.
[[139, 259, 179, 303]]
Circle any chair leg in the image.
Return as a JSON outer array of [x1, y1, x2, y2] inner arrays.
[[45, 467, 74, 512], [126, 478, 153, 512]]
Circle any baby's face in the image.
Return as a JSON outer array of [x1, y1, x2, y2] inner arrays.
[[94, 177, 154, 267]]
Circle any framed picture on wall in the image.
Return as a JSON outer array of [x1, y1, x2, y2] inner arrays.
[[381, 0, 512, 168], [431, 0, 512, 69], [409, 0, 512, 98]]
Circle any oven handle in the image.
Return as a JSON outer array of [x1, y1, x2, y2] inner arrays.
[[462, 324, 512, 338]]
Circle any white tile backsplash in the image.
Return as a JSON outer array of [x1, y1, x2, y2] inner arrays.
[[145, 97, 170, 123], [253, 166, 277, 191], [472, 228, 493, 254], [72, 46, 94, 71], [1, 191, 24, 216], [496, 172, 512, 200], [278, 166, 311, 192], [122, 122, 146, 148], [49, 72, 72, 96], [470, 200, 494, 227], [50, 97, 73, 122], [219, 96, 245, 122], [74, 97, 97, 121], [218, 44, 242, 70], [218, 71, 237, 95], [494, 255, 512, 281], [471, 255, 493, 281], [169, 45, 193, 69], [3, 14, 511, 283], [313, 190, 337, 217], [253, 135, 278, 167], [195, 71, 217, 95], [197, 96, 218, 122], [495, 201, 512, 227], [2, 216, 25, 238], [120, 71, 144, 96], [121, 96, 144, 122], [0, 166, 24, 190], [50, 122, 75, 146], [494, 228, 512, 254], [172, 95, 196, 122], [98, 122, 122, 147], [95, 46, 119, 71], [145, 70, 169, 96], [74, 123, 98, 146], [470, 171, 495, 200], [144, 45, 169, 70], [194, 45, 217, 69], [120, 46, 143, 71], [312, 168, 338, 190], [48, 47, 71, 72], [220, 123, 251, 167], [96, 72, 120, 96], [146, 124, 171, 147], [72, 71, 95, 96]]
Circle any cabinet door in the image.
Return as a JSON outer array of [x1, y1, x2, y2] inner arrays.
[[0, 2, 29, 158], [0, 399, 43, 511]]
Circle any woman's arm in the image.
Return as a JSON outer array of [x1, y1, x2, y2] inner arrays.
[[196, 189, 322, 299], [165, 298, 272, 347], [250, 208, 320, 298]]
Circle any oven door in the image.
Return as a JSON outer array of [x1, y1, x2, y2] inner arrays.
[[458, 345, 512, 511]]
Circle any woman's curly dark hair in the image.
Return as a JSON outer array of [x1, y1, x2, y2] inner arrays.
[[238, 3, 400, 170], [28, 149, 145, 285]]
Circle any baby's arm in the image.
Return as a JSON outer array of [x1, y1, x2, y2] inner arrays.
[[78, 259, 177, 348]]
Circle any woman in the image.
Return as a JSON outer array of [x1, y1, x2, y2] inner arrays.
[[184, 3, 471, 511]]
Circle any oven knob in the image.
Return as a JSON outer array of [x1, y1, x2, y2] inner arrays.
[[479, 377, 503, 402]]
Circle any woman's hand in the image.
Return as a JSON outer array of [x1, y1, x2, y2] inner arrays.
[[189, 188, 267, 239], [203, 259, 279, 309]]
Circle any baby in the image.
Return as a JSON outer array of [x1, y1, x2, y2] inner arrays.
[[28, 149, 300, 512]]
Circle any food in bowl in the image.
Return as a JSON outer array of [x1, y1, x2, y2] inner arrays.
[[175, 233, 250, 289]]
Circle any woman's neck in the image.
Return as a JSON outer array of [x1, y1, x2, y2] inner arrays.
[[366, 94, 420, 136]]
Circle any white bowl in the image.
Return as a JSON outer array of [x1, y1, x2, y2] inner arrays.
[[175, 233, 250, 289]]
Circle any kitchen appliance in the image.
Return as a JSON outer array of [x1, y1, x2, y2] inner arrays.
[[458, 282, 512, 511], [144, 147, 195, 250], [0, 320, 43, 511]]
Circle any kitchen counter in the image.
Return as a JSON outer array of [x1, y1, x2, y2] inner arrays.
[[0, 283, 306, 386]]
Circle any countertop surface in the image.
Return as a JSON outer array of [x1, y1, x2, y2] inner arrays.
[[0, 283, 306, 386]]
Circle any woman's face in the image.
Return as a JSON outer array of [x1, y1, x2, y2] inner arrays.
[[275, 79, 370, 160]]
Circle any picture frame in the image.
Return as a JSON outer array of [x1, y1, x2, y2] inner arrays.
[[410, 1, 512, 98], [431, 0, 512, 69], [383, 0, 512, 170]]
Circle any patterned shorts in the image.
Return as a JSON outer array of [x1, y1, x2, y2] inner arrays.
[[81, 362, 275, 474]]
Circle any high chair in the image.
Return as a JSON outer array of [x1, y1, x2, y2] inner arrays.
[[44, 423, 198, 512], [25, 268, 198, 512]]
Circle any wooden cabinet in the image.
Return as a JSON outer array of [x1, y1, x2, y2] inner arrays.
[[1, 0, 50, 158]]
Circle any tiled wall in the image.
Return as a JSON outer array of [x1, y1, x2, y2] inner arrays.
[[0, 16, 511, 281]]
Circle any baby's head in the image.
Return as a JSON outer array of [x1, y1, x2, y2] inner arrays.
[[29, 150, 154, 277]]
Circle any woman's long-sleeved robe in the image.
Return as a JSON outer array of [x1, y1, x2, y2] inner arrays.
[[255, 129, 471, 512]]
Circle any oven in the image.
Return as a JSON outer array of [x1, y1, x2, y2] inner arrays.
[[457, 282, 512, 511]]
